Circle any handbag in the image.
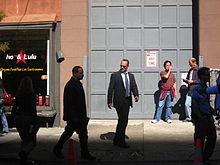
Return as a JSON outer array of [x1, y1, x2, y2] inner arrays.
[[3, 89, 13, 104]]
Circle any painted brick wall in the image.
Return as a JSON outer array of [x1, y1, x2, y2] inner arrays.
[[60, 0, 88, 126], [200, 0, 220, 68]]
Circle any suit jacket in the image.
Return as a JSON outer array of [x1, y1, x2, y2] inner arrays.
[[63, 77, 88, 123], [107, 71, 139, 108]]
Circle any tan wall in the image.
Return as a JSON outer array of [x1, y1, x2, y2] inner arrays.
[[0, 0, 61, 22], [200, 0, 220, 68], [60, 0, 88, 126]]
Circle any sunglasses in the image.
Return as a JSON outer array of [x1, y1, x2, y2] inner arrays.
[[120, 65, 127, 68]]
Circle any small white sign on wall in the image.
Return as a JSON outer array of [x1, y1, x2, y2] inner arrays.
[[146, 51, 157, 67]]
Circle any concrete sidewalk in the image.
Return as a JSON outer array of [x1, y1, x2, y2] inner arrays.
[[0, 120, 219, 164]]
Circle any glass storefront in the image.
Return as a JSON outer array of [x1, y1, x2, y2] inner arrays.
[[0, 29, 50, 107]]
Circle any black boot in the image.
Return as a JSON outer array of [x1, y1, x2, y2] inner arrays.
[[81, 151, 96, 160]]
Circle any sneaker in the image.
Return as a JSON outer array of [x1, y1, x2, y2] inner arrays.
[[151, 120, 159, 123], [166, 119, 172, 124], [0, 131, 8, 134]]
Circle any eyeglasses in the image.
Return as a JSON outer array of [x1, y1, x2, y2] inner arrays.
[[120, 65, 127, 68]]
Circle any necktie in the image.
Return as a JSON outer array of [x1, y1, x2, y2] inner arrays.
[[124, 73, 130, 97]]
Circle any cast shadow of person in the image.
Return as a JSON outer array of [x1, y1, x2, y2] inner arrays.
[[100, 132, 129, 141], [171, 85, 188, 120], [153, 80, 164, 119]]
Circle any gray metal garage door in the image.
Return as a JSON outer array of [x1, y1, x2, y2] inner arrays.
[[89, 0, 192, 119]]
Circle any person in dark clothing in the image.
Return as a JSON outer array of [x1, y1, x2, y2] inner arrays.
[[53, 66, 95, 160], [0, 79, 9, 135], [191, 67, 217, 165], [12, 76, 38, 165], [107, 59, 139, 148], [183, 58, 199, 122]]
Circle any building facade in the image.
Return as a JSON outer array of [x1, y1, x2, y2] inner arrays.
[[0, 0, 219, 126]]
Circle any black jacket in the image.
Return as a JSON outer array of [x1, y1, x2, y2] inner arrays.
[[63, 77, 88, 123], [12, 91, 37, 124], [107, 71, 139, 108]]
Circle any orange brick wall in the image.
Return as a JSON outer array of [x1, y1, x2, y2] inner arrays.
[[60, 0, 88, 126], [200, 0, 220, 68], [0, 0, 61, 21]]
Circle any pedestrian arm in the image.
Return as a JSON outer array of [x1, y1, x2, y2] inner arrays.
[[130, 75, 139, 102], [107, 74, 115, 106]]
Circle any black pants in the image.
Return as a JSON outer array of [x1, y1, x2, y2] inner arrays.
[[114, 98, 130, 144], [194, 115, 217, 162], [15, 115, 39, 156], [55, 120, 89, 154]]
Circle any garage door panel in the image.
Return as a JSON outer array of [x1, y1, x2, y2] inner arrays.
[[108, 50, 123, 69], [143, 95, 156, 116], [91, 29, 106, 47], [126, 28, 141, 47], [91, 95, 106, 113], [162, 5, 177, 25], [109, 6, 124, 25], [180, 28, 192, 49], [109, 28, 124, 47], [91, 0, 106, 4], [143, 72, 159, 91], [144, 28, 159, 47], [125, 50, 142, 69], [144, 6, 159, 25], [91, 51, 106, 70], [161, 28, 177, 48], [91, 73, 106, 91], [91, 7, 106, 26], [126, 6, 141, 25], [180, 5, 192, 24]]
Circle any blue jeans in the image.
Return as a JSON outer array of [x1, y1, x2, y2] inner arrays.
[[155, 91, 173, 121], [0, 107, 9, 132], [185, 93, 192, 120]]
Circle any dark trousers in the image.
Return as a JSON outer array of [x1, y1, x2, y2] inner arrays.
[[194, 115, 217, 162], [15, 115, 39, 156], [55, 120, 89, 154], [114, 98, 130, 144]]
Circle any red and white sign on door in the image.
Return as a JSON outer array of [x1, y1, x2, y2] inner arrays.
[[146, 51, 157, 67]]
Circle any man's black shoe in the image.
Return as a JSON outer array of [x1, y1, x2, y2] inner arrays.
[[53, 146, 64, 159], [113, 142, 130, 148], [81, 152, 96, 160]]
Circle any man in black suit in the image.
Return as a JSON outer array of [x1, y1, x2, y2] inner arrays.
[[107, 59, 139, 148], [53, 66, 95, 160]]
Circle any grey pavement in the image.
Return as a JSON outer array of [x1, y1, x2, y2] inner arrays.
[[0, 120, 219, 165]]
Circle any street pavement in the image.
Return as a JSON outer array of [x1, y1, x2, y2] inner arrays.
[[0, 120, 219, 165]]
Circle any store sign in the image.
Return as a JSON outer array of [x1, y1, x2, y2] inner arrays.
[[6, 50, 37, 64], [146, 51, 157, 67], [0, 49, 45, 72]]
